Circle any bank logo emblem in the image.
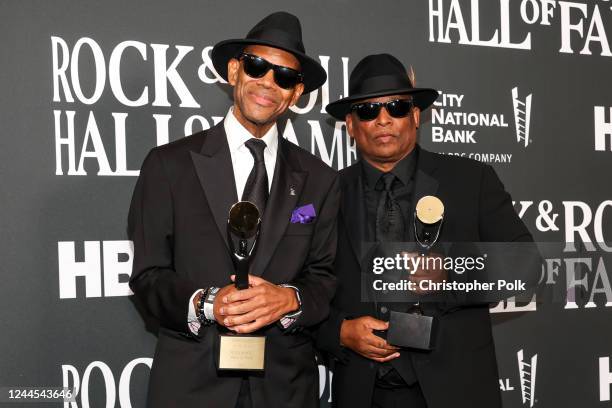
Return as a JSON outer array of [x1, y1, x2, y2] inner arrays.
[[517, 349, 538, 407], [512, 88, 533, 148]]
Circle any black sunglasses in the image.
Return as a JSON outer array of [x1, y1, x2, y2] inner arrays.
[[350, 99, 415, 121], [239, 53, 303, 90]]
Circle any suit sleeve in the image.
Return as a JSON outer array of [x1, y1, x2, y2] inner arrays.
[[314, 216, 356, 363], [314, 306, 350, 363], [287, 173, 340, 329], [478, 164, 532, 242], [438, 164, 540, 310], [474, 164, 540, 302], [128, 148, 201, 336]]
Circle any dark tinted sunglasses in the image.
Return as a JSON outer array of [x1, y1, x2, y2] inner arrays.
[[239, 53, 303, 90], [350, 99, 415, 121]]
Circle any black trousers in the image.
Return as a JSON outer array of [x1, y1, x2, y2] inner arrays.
[[371, 382, 427, 408]]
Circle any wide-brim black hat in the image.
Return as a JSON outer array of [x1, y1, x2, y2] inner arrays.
[[211, 11, 326, 94], [326, 53, 439, 120]]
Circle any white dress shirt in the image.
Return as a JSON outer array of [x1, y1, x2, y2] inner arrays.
[[187, 107, 279, 334], [225, 107, 278, 200]]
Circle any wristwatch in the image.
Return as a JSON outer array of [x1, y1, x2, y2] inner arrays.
[[278, 284, 303, 329], [197, 287, 219, 326]]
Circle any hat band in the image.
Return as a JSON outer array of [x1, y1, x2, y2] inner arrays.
[[246, 28, 306, 54], [350, 74, 413, 96]]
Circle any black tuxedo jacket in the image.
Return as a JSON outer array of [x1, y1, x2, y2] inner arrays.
[[128, 122, 339, 408], [316, 147, 533, 408]]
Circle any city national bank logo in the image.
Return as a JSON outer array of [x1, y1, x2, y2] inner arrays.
[[518, 349, 538, 407], [512, 87, 532, 147], [431, 87, 533, 164], [431, 91, 509, 144]]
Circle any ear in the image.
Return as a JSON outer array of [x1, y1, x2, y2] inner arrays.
[[227, 58, 240, 86], [345, 113, 355, 139], [288, 83, 305, 106], [412, 107, 421, 129]]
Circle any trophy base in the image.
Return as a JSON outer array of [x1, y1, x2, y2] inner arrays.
[[387, 310, 437, 350], [217, 334, 266, 371]]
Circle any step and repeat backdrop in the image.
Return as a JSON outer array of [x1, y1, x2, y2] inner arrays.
[[1, 0, 612, 407]]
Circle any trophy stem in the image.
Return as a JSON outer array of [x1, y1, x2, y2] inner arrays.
[[227, 201, 261, 290], [235, 239, 250, 289]]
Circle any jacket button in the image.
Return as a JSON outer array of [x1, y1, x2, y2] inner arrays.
[[380, 306, 388, 314]]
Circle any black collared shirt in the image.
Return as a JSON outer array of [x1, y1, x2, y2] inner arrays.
[[361, 149, 420, 384], [361, 148, 418, 242]]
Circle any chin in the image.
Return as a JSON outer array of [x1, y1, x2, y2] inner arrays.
[[372, 146, 399, 156], [377, 156, 400, 163], [244, 112, 275, 126], [371, 150, 403, 162]]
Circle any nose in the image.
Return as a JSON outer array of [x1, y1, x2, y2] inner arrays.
[[376, 105, 392, 126], [257, 68, 275, 89]]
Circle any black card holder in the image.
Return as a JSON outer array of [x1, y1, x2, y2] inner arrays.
[[387, 310, 438, 350]]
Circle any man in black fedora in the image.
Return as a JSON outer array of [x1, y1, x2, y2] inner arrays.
[[128, 11, 339, 408], [316, 53, 534, 407]]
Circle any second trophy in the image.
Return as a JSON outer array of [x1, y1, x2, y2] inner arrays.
[[217, 201, 265, 371]]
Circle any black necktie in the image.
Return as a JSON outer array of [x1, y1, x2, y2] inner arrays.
[[375, 173, 404, 242], [242, 138, 269, 217], [374, 173, 416, 386]]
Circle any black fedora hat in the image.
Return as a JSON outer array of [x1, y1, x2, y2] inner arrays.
[[211, 11, 326, 94], [326, 53, 439, 120]]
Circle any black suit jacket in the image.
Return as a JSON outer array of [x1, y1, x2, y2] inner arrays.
[[128, 122, 339, 408], [316, 146, 534, 408]]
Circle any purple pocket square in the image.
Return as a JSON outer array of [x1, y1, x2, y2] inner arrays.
[[290, 204, 316, 224]]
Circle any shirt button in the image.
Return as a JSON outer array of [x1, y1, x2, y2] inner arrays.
[[380, 306, 388, 314]]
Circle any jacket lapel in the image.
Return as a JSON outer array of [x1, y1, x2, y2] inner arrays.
[[250, 138, 307, 277], [190, 123, 238, 249], [341, 164, 367, 264]]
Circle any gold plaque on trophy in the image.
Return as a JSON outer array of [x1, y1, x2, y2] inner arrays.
[[415, 196, 444, 224], [218, 334, 266, 371]]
